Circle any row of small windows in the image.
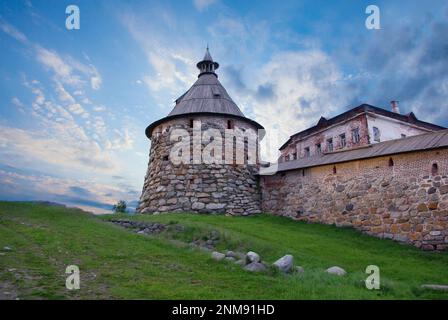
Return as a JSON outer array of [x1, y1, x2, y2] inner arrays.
[[285, 129, 357, 161], [284, 127, 410, 162]]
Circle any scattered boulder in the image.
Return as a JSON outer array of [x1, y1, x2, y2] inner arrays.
[[246, 251, 260, 263], [421, 284, 448, 291], [110, 219, 167, 235], [225, 250, 237, 258], [3, 247, 12, 251], [294, 266, 305, 273], [225, 257, 236, 262], [211, 251, 226, 261], [235, 259, 246, 266], [273, 255, 294, 273], [325, 266, 347, 276], [244, 262, 267, 273]]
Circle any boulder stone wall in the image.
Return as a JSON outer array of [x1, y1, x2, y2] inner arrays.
[[261, 148, 448, 251], [137, 116, 261, 215]]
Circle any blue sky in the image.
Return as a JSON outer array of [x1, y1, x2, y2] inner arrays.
[[0, 0, 447, 213]]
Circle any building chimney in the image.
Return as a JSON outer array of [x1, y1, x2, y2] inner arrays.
[[390, 100, 399, 114]]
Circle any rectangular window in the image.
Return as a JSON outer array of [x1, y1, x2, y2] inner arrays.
[[340, 133, 346, 148], [285, 154, 290, 162], [351, 128, 360, 144], [373, 126, 381, 142], [304, 147, 310, 158], [292, 152, 297, 160], [327, 138, 333, 152], [315, 143, 321, 155]]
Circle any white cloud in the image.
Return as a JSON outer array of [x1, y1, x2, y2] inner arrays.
[[120, 12, 197, 100], [93, 105, 107, 112], [35, 46, 102, 90], [105, 129, 134, 151], [193, 0, 217, 11], [0, 124, 115, 173], [0, 18, 28, 44], [11, 97, 25, 114], [90, 76, 102, 90], [228, 50, 352, 161], [55, 81, 76, 103]]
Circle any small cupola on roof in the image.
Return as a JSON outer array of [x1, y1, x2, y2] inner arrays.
[[196, 46, 219, 77]]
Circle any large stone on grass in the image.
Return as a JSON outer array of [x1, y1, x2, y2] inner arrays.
[[273, 255, 294, 273], [244, 262, 267, 272], [211, 251, 225, 261], [294, 266, 305, 273], [326, 266, 347, 276], [235, 259, 246, 266], [246, 251, 260, 263]]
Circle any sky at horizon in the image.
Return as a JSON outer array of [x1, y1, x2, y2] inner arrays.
[[0, 0, 447, 213]]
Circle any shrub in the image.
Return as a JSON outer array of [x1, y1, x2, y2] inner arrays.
[[113, 200, 127, 213]]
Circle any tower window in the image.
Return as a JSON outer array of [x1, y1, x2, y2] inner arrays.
[[292, 152, 297, 160], [333, 166, 337, 174], [227, 120, 234, 129], [388, 157, 394, 167], [189, 119, 194, 128], [432, 163, 439, 176]]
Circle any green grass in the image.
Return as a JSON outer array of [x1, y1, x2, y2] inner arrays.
[[0, 201, 447, 299]]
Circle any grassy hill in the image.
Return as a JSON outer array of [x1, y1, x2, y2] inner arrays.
[[0, 201, 447, 300]]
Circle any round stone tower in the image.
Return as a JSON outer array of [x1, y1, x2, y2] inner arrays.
[[137, 47, 264, 215]]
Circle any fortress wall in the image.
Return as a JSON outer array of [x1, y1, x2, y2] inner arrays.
[[261, 148, 448, 250], [137, 115, 261, 215]]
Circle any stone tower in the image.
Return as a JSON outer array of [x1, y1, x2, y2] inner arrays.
[[137, 47, 264, 215]]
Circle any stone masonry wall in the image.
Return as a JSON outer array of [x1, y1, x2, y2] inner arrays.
[[137, 115, 261, 215], [261, 148, 448, 250]]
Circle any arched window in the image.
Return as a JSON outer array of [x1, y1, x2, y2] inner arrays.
[[432, 163, 439, 176], [333, 166, 337, 174], [388, 157, 394, 167]]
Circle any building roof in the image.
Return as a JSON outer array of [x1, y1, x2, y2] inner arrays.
[[145, 48, 263, 138], [279, 104, 446, 150], [270, 129, 448, 173], [169, 73, 245, 117]]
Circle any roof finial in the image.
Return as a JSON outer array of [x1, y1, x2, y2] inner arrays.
[[197, 45, 219, 78]]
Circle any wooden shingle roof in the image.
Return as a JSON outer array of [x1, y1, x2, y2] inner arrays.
[[145, 48, 263, 138], [168, 74, 245, 117]]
